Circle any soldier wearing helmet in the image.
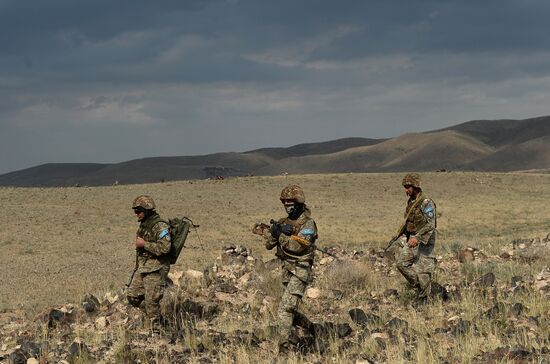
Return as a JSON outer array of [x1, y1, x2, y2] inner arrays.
[[395, 173, 439, 305], [259, 184, 318, 353], [127, 195, 172, 328]]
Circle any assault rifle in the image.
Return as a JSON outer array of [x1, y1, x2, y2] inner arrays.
[[252, 219, 339, 260]]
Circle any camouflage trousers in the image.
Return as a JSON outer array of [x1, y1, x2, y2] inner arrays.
[[277, 264, 311, 345], [126, 266, 169, 321], [395, 242, 436, 299]]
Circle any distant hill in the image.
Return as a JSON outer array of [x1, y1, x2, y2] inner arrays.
[[1, 116, 549, 187]]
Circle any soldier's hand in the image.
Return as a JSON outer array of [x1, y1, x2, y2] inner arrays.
[[135, 237, 146, 248], [280, 224, 294, 236], [270, 223, 282, 239], [407, 236, 419, 248]]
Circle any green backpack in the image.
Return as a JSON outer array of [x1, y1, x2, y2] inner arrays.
[[166, 217, 193, 264]]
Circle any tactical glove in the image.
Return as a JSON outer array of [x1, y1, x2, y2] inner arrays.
[[270, 223, 282, 239], [280, 224, 294, 236]]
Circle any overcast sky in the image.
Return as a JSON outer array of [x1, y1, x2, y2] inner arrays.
[[1, 0, 549, 174]]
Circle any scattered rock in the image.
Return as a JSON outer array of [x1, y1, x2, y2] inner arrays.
[[510, 275, 523, 287], [46, 307, 74, 328], [499, 251, 512, 259], [446, 315, 461, 326], [68, 340, 89, 357], [318, 257, 333, 265], [457, 248, 475, 263], [7, 349, 27, 364], [330, 289, 344, 300], [103, 292, 119, 305], [509, 302, 526, 317], [95, 316, 108, 330], [349, 309, 381, 327], [477, 272, 496, 287], [82, 294, 100, 313], [305, 288, 321, 299], [534, 267, 550, 295], [18, 339, 41, 359], [431, 282, 450, 301], [336, 323, 353, 338], [484, 302, 506, 319], [215, 283, 238, 294]]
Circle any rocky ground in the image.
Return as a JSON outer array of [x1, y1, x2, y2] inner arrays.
[[1, 236, 549, 364]]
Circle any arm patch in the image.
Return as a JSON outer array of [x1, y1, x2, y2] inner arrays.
[[159, 229, 170, 239], [300, 228, 315, 236]]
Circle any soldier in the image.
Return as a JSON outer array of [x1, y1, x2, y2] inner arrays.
[[395, 173, 438, 305], [254, 185, 318, 353], [126, 195, 171, 328]]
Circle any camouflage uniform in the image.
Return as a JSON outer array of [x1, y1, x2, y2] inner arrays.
[[263, 185, 318, 349], [395, 174, 437, 300], [127, 197, 171, 322]]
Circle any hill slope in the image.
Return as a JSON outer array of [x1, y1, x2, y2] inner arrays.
[[1, 116, 549, 186]]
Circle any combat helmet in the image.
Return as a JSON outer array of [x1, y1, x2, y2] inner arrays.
[[132, 195, 156, 210], [402, 173, 421, 189], [280, 185, 305, 203]]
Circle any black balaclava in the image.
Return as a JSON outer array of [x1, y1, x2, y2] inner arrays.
[[284, 202, 305, 220]]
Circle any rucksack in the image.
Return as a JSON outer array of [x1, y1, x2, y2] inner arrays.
[[166, 217, 193, 264], [144, 215, 196, 264]]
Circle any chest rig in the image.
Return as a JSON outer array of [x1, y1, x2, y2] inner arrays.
[[404, 193, 435, 234]]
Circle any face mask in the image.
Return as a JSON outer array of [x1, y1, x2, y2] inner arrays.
[[284, 202, 304, 219], [284, 202, 295, 214]]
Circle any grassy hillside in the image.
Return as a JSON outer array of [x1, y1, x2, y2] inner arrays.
[[0, 171, 549, 363], [1, 171, 549, 310]]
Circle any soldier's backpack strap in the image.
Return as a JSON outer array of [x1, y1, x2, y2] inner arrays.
[[142, 215, 167, 238]]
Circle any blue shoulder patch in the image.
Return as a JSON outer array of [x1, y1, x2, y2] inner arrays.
[[424, 207, 434, 213], [300, 228, 315, 235], [159, 229, 170, 239]]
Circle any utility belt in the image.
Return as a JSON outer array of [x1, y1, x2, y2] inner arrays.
[[277, 250, 313, 266]]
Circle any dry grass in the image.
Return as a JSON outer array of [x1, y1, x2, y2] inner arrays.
[[1, 171, 549, 310], [0, 172, 549, 363]]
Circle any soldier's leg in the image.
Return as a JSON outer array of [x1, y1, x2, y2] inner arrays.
[[415, 255, 436, 299], [143, 268, 168, 322], [127, 272, 145, 309], [277, 274, 306, 348], [395, 243, 419, 287]]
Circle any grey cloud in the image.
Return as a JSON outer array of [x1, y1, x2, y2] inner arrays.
[[1, 0, 550, 173]]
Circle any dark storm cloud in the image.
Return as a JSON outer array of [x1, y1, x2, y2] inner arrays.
[[1, 0, 549, 173]]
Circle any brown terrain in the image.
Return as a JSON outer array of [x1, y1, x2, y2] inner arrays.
[[1, 116, 550, 187], [0, 171, 549, 363]]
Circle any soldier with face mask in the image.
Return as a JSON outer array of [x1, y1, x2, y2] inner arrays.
[[126, 195, 171, 328], [257, 185, 318, 353], [395, 173, 438, 305]]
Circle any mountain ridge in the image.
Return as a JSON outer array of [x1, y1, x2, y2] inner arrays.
[[1, 116, 549, 187]]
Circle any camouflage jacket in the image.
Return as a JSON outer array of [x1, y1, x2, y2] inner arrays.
[[136, 213, 171, 273], [405, 193, 437, 247], [263, 207, 318, 266]]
